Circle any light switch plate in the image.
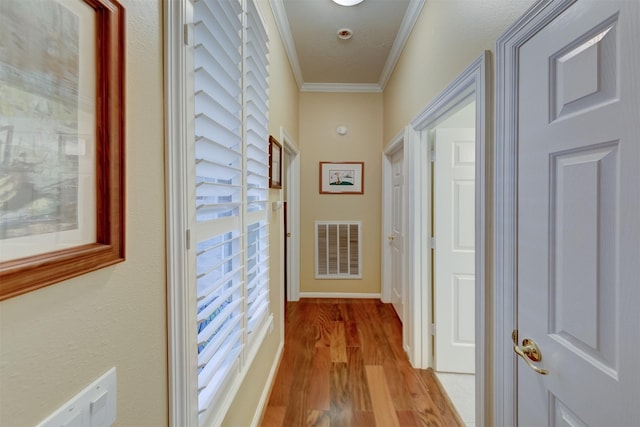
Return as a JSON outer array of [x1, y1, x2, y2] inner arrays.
[[37, 368, 116, 427]]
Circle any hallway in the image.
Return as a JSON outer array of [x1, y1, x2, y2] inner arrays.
[[261, 299, 464, 426]]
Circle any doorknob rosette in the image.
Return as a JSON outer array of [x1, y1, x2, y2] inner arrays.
[[512, 331, 548, 375]]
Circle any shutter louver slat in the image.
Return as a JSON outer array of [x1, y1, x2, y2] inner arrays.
[[197, 297, 243, 347], [197, 312, 242, 368], [197, 342, 242, 413], [194, 67, 240, 115], [197, 282, 242, 324], [197, 331, 240, 391]]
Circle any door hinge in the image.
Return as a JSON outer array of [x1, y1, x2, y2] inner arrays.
[[186, 229, 191, 250], [184, 23, 192, 46], [430, 237, 436, 249], [431, 323, 436, 335], [430, 149, 436, 162]]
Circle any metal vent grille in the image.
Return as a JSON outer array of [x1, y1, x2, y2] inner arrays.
[[315, 221, 362, 279]]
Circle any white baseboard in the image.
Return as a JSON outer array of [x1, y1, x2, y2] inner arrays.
[[299, 292, 382, 299], [250, 339, 284, 427]]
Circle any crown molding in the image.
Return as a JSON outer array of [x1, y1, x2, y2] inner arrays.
[[269, 0, 304, 89], [378, 0, 426, 90], [269, 0, 424, 93], [301, 82, 383, 93]]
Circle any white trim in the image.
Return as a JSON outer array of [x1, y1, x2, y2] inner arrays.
[[405, 124, 430, 369], [408, 52, 491, 427], [378, 0, 426, 90], [268, 0, 424, 92], [493, 1, 576, 425], [164, 1, 198, 426], [250, 340, 284, 427], [299, 292, 381, 299], [301, 82, 382, 93], [381, 151, 392, 304], [267, 0, 304, 89], [281, 127, 300, 302]]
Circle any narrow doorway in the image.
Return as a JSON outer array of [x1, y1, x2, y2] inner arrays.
[[431, 100, 476, 426]]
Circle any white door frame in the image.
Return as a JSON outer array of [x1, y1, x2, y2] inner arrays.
[[406, 51, 491, 427], [493, 1, 576, 425], [280, 126, 300, 302], [382, 128, 409, 350]]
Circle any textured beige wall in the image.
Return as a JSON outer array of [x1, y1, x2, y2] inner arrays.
[[0, 1, 168, 426], [299, 92, 383, 295], [383, 0, 536, 143], [222, 0, 299, 425]]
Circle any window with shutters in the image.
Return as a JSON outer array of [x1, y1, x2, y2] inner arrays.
[[190, 0, 271, 424]]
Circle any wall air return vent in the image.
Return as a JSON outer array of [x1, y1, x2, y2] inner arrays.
[[315, 221, 362, 279]]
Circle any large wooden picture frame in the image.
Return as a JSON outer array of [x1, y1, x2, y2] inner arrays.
[[0, 0, 125, 300]]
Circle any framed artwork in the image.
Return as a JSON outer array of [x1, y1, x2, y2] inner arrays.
[[269, 135, 282, 189], [319, 162, 364, 194], [0, 0, 125, 300]]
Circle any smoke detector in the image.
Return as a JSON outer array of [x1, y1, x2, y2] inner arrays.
[[337, 28, 353, 40]]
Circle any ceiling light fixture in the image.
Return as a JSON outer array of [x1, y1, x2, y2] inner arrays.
[[332, 0, 364, 6]]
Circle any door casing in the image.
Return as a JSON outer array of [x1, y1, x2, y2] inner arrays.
[[493, 1, 576, 425], [382, 51, 492, 427], [280, 126, 300, 304]]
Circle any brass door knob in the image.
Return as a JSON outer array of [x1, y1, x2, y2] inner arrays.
[[513, 335, 548, 375]]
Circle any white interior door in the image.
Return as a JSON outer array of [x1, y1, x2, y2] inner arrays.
[[434, 128, 475, 374], [390, 148, 405, 322], [516, 1, 640, 425]]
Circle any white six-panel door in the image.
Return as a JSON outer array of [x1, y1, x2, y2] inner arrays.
[[390, 148, 405, 322], [516, 0, 640, 425], [434, 128, 475, 374]]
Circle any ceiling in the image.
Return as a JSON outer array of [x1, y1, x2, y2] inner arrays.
[[270, 0, 426, 92]]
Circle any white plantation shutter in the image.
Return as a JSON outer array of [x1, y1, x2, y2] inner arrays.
[[244, 0, 270, 347], [246, 221, 269, 334], [244, 0, 270, 215], [190, 0, 271, 423], [193, 0, 244, 420]]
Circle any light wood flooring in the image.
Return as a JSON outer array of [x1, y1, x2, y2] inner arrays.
[[261, 298, 464, 427]]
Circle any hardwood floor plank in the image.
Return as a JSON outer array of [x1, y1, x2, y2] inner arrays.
[[396, 409, 423, 427], [346, 347, 372, 411], [262, 300, 465, 427], [306, 410, 330, 427], [330, 362, 352, 427], [308, 347, 331, 411], [352, 410, 376, 427], [261, 406, 285, 427], [418, 369, 465, 426], [344, 320, 360, 347], [365, 365, 401, 427], [330, 321, 347, 363], [383, 360, 415, 410]]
